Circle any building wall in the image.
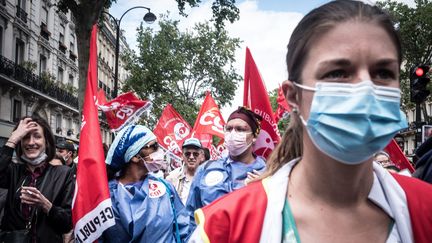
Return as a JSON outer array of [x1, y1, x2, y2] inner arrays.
[[0, 0, 127, 146]]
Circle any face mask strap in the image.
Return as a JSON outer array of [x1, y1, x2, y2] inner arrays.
[[299, 115, 308, 126], [293, 82, 316, 92]]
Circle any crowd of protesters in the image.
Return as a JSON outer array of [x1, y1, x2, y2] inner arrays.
[[1, 0, 432, 242]]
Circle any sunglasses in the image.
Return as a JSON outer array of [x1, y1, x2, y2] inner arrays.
[[143, 142, 158, 150], [184, 152, 201, 158]]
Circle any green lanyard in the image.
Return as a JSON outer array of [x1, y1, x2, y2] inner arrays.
[[282, 198, 301, 243]]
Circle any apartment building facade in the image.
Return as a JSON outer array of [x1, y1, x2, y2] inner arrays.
[[0, 0, 129, 146]]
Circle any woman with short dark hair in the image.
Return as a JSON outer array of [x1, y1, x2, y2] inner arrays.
[[0, 115, 74, 242]]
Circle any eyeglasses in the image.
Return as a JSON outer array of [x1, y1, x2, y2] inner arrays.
[[184, 152, 201, 158], [143, 142, 158, 151]]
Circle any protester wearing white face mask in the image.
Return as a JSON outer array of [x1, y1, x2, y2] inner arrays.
[[101, 125, 189, 243], [185, 107, 266, 233]]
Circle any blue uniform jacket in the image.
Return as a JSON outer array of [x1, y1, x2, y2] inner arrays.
[[185, 155, 266, 232], [100, 175, 189, 243]]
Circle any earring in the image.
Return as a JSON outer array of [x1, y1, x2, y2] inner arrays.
[[292, 107, 299, 114]]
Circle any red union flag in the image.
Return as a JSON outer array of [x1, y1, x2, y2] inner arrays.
[[72, 25, 115, 243], [243, 47, 281, 158], [274, 83, 291, 123], [95, 88, 107, 107], [154, 104, 192, 159], [99, 92, 152, 131], [192, 133, 212, 149], [384, 139, 415, 173], [193, 92, 225, 139]]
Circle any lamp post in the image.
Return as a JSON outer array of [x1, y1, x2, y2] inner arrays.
[[104, 7, 156, 98]]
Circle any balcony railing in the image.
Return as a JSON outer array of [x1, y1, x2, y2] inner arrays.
[[16, 6, 27, 23], [40, 23, 51, 40], [59, 41, 67, 54], [0, 55, 78, 108], [69, 50, 77, 62]]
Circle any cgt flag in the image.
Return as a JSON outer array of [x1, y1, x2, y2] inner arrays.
[[243, 47, 280, 158], [274, 83, 291, 123], [72, 25, 115, 242], [193, 91, 225, 139], [384, 139, 415, 173], [154, 104, 192, 160], [99, 92, 152, 132]]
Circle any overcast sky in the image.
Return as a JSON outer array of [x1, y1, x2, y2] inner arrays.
[[110, 0, 416, 119]]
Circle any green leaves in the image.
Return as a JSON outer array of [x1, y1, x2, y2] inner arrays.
[[123, 17, 241, 127], [378, 0, 432, 111], [174, 0, 239, 30]]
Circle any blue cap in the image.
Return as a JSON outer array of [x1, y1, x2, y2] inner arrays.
[[182, 138, 202, 149]]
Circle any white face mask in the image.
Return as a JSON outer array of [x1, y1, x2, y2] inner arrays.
[[143, 149, 166, 172], [224, 131, 252, 157], [150, 170, 165, 178], [21, 152, 48, 166]]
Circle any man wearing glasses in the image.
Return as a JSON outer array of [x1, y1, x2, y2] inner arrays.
[[167, 138, 204, 204]]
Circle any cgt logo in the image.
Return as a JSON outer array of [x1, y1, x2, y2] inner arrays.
[[163, 136, 181, 154], [173, 123, 190, 140], [199, 110, 224, 135], [253, 130, 275, 158], [116, 105, 135, 120]]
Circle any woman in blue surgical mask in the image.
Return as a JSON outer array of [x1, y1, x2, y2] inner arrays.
[[189, 1, 432, 243], [101, 124, 189, 243]]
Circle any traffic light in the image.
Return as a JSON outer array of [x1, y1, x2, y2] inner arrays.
[[410, 65, 430, 104]]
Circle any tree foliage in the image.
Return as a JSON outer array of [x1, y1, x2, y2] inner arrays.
[[268, 88, 289, 133], [377, 0, 432, 113], [123, 17, 241, 126], [56, 0, 240, 111], [175, 0, 239, 30]]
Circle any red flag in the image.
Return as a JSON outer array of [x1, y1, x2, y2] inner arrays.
[[192, 133, 213, 149], [193, 92, 225, 139], [154, 104, 192, 159], [384, 139, 415, 173], [209, 139, 226, 160], [99, 92, 152, 131], [96, 88, 108, 107], [72, 25, 115, 242], [243, 47, 280, 158], [274, 83, 291, 123]]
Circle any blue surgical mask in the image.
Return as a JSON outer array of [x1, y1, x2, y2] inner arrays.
[[294, 80, 407, 165]]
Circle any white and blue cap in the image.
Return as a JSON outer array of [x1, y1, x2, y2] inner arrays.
[[182, 138, 202, 149], [106, 125, 157, 171]]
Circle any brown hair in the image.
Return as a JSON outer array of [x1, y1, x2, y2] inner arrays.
[[14, 115, 56, 164], [264, 0, 402, 177]]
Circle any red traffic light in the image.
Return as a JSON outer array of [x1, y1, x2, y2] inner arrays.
[[415, 67, 425, 77]]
